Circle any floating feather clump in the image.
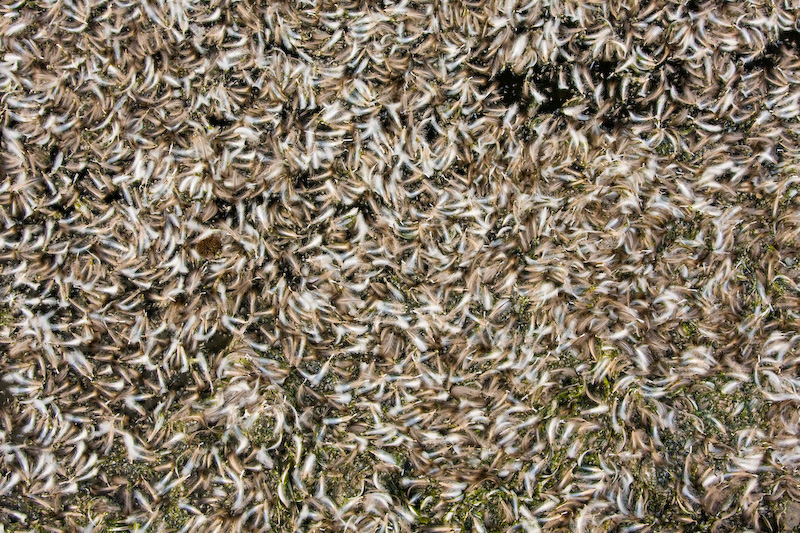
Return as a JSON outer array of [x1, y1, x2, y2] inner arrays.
[[1, 0, 800, 531]]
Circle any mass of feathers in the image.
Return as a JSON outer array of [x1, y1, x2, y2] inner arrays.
[[2, 0, 800, 531]]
